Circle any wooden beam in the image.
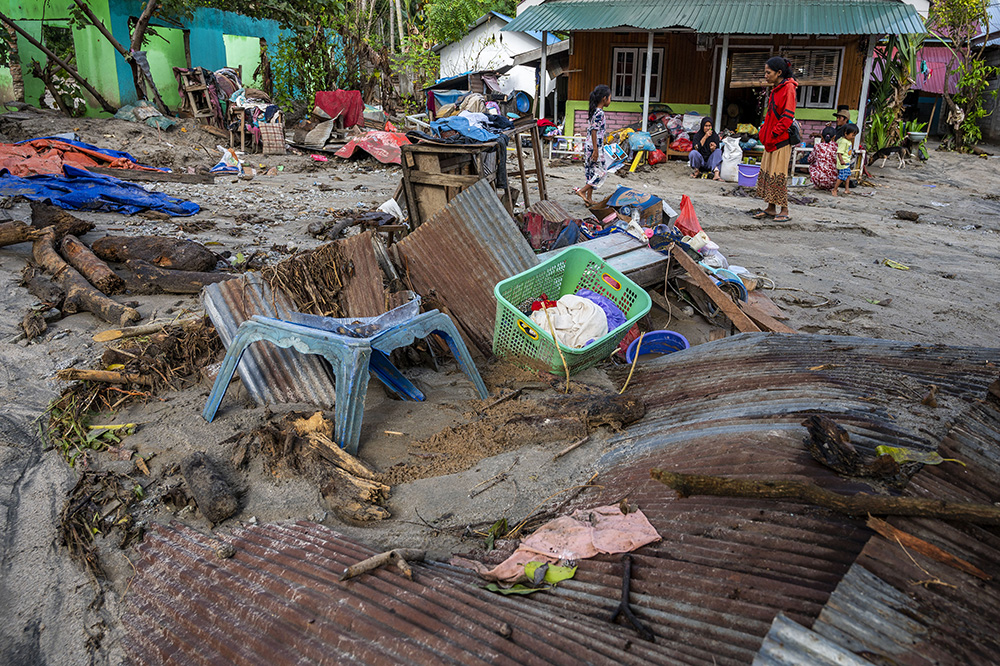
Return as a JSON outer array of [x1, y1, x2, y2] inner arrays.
[[404, 171, 487, 187], [86, 167, 215, 184], [739, 300, 799, 334], [668, 244, 760, 333]]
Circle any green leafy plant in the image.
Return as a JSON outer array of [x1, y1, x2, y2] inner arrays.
[[867, 32, 926, 149]]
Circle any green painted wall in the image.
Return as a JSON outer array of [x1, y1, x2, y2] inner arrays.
[[142, 26, 187, 109], [222, 34, 262, 89]]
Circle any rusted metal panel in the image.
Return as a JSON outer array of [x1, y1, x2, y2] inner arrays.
[[528, 199, 572, 223], [338, 229, 388, 318], [754, 613, 874, 666], [202, 274, 338, 409], [395, 178, 537, 354]]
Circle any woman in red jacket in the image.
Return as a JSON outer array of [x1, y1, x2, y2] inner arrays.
[[752, 56, 797, 221]]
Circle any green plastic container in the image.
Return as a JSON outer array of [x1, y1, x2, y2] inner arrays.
[[493, 246, 652, 374]]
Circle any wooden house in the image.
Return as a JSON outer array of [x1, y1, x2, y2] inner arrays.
[[504, 0, 925, 141]]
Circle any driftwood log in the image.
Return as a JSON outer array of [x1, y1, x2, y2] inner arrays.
[[0, 221, 43, 248], [30, 203, 95, 240], [650, 468, 1000, 525], [56, 368, 153, 385], [32, 228, 140, 327], [60, 235, 125, 295], [126, 258, 235, 294], [92, 235, 217, 272]]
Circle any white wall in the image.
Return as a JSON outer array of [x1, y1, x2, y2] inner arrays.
[[902, 0, 930, 17], [437, 16, 554, 97]]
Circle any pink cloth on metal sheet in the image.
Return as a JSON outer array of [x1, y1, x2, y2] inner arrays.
[[334, 131, 410, 165], [484, 505, 660, 582]]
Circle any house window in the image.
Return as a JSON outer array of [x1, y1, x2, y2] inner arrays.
[[785, 49, 842, 109], [611, 47, 663, 102]]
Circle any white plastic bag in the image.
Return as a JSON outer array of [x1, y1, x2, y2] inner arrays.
[[720, 136, 742, 182], [682, 113, 703, 132], [210, 145, 243, 175]]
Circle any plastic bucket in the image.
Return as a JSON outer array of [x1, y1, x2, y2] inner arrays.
[[737, 164, 760, 187], [625, 330, 690, 363], [514, 91, 532, 114]]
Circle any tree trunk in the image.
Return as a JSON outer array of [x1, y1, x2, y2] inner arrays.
[[0, 221, 42, 248], [33, 228, 140, 327], [388, 2, 394, 52], [394, 0, 405, 49], [30, 203, 95, 240], [60, 235, 126, 295], [125, 258, 235, 294], [0, 11, 117, 113]]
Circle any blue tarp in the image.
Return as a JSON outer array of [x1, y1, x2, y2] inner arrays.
[[430, 116, 498, 143], [0, 165, 199, 216]]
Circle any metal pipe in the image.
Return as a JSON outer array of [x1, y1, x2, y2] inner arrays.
[[714, 34, 730, 131]]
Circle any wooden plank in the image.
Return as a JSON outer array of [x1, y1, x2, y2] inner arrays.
[[867, 516, 991, 581], [405, 171, 484, 187], [668, 244, 760, 333], [739, 300, 799, 334], [87, 167, 215, 184], [747, 290, 788, 320]]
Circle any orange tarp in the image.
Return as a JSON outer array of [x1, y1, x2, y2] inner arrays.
[[0, 139, 160, 178]]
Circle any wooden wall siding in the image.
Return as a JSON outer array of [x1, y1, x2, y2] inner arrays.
[[568, 32, 867, 109]]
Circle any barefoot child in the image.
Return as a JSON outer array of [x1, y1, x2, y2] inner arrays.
[[575, 85, 611, 205], [832, 123, 859, 197]]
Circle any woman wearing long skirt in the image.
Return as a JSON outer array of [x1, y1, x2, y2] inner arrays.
[[752, 57, 797, 221]]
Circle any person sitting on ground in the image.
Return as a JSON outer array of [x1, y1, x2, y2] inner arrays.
[[822, 105, 851, 143], [688, 117, 723, 180], [831, 123, 859, 197], [809, 134, 838, 190]]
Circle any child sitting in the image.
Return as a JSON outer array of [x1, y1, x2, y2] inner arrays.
[[832, 123, 859, 197]]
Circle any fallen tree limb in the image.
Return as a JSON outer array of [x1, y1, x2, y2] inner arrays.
[[92, 316, 203, 343], [57, 368, 153, 386], [61, 235, 125, 295], [650, 468, 1000, 525], [0, 221, 43, 247], [340, 548, 425, 581], [33, 228, 141, 327], [125, 258, 235, 294], [307, 432, 380, 481], [30, 203, 95, 240], [93, 235, 217, 272], [866, 516, 991, 580]]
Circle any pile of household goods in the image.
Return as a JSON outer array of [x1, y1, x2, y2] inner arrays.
[[493, 246, 651, 375], [426, 89, 533, 122]]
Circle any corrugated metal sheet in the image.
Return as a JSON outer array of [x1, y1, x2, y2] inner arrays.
[[803, 380, 1000, 666], [338, 229, 388, 318], [753, 613, 875, 665], [123, 334, 1000, 664], [503, 0, 925, 36], [202, 274, 338, 409], [394, 178, 537, 354]]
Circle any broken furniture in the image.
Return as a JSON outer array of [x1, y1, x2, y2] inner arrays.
[[509, 118, 548, 209], [202, 303, 488, 455], [176, 68, 218, 126], [400, 140, 504, 228]]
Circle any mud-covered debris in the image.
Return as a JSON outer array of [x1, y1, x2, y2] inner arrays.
[[180, 452, 238, 524]]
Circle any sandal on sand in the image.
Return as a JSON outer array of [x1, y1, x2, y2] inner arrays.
[[750, 209, 774, 219], [773, 214, 791, 222]]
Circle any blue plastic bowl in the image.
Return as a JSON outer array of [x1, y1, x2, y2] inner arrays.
[[514, 91, 532, 114], [625, 330, 690, 363]]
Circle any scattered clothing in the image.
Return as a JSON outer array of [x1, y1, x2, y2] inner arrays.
[[334, 130, 411, 165], [0, 165, 199, 216], [481, 505, 661, 583], [576, 288, 625, 331], [428, 116, 509, 189], [529, 293, 608, 348], [314, 90, 364, 128]]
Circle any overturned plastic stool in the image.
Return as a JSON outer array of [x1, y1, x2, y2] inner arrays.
[[202, 306, 487, 455]]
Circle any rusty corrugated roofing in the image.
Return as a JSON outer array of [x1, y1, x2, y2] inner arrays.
[[338, 229, 388, 318], [202, 274, 338, 410], [394, 178, 537, 354], [123, 334, 1000, 664]]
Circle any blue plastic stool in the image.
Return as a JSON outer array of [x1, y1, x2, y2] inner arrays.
[[202, 309, 487, 455]]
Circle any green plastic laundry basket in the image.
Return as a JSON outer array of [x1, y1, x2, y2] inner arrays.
[[493, 246, 652, 375]]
